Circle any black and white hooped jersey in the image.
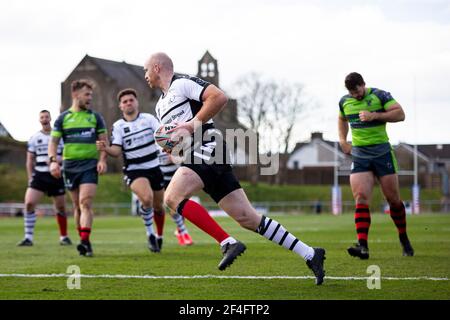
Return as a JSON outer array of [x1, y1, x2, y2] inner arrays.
[[155, 73, 226, 163], [155, 73, 213, 126], [27, 131, 63, 172], [158, 150, 180, 183], [111, 113, 161, 171]]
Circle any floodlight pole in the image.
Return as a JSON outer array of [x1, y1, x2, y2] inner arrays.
[[412, 76, 420, 214], [332, 141, 342, 215]]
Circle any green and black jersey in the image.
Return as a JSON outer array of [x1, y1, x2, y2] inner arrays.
[[51, 107, 106, 172], [339, 87, 397, 158]]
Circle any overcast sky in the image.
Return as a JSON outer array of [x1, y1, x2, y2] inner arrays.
[[1, 0, 449, 147]]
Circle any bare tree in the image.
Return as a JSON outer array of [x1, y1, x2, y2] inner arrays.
[[270, 82, 307, 184], [233, 73, 309, 185]]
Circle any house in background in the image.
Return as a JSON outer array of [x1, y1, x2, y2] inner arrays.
[[285, 132, 351, 185], [395, 143, 450, 193], [285, 132, 450, 192]]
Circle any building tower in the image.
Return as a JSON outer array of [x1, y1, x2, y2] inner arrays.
[[197, 50, 219, 86]]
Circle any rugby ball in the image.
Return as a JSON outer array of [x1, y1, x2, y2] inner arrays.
[[154, 123, 178, 151]]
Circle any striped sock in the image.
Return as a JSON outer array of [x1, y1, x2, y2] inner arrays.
[[390, 202, 408, 241], [256, 215, 314, 261], [355, 204, 371, 248], [140, 206, 155, 236], [172, 213, 188, 234], [24, 211, 37, 241]]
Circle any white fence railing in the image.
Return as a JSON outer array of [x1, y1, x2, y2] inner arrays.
[[1, 200, 449, 217]]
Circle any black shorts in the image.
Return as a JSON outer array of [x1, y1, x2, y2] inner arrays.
[[162, 179, 171, 190], [29, 171, 65, 197], [63, 168, 98, 191], [182, 163, 242, 203], [351, 150, 399, 177], [124, 167, 165, 191]]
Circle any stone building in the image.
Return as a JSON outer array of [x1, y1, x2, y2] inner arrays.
[[0, 122, 26, 168]]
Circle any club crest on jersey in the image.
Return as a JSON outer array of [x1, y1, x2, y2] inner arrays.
[[194, 77, 207, 86], [37, 139, 42, 144], [124, 127, 130, 133]]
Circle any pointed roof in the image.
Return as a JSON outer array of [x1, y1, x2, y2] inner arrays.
[[199, 50, 217, 63], [72, 55, 149, 91], [0, 121, 12, 138], [397, 142, 450, 160]]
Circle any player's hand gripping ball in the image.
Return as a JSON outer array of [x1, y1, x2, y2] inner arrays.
[[154, 123, 178, 152]]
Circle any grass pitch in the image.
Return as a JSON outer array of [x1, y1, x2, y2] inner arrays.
[[0, 213, 449, 300]]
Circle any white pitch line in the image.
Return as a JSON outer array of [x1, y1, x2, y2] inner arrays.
[[0, 274, 448, 281]]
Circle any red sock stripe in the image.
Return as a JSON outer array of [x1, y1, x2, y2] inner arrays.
[[355, 206, 371, 242], [178, 200, 229, 243], [390, 204, 407, 234], [355, 212, 371, 219], [80, 228, 91, 242], [356, 222, 371, 229], [357, 232, 369, 241], [153, 210, 165, 237], [56, 213, 68, 237]]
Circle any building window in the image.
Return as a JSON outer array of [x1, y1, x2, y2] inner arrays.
[[201, 63, 208, 77], [201, 62, 215, 78], [208, 62, 215, 77], [293, 161, 299, 169]]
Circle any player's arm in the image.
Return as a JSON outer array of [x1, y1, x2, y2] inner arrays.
[[193, 84, 228, 125], [96, 140, 122, 157], [371, 103, 405, 122], [48, 136, 62, 178], [98, 122, 123, 157], [338, 115, 352, 154], [97, 133, 108, 174], [26, 152, 35, 182], [175, 84, 228, 134], [359, 90, 405, 123], [94, 113, 108, 174], [359, 103, 405, 122]]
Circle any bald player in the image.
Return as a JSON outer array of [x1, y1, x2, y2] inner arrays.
[[143, 52, 326, 285]]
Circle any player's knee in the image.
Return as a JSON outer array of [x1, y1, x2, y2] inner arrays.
[[25, 202, 35, 213], [354, 191, 369, 203], [154, 203, 164, 213], [141, 196, 153, 209], [388, 199, 403, 209], [164, 192, 179, 211], [55, 205, 66, 214], [79, 197, 93, 211], [72, 204, 80, 213]]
